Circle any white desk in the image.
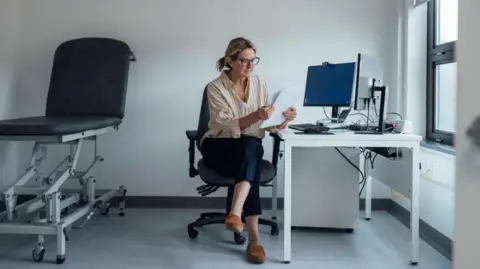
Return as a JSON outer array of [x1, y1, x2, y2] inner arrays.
[[275, 129, 422, 264]]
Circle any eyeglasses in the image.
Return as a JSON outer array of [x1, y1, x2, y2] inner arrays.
[[234, 57, 260, 66]]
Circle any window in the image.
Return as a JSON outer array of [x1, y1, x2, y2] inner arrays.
[[427, 0, 458, 146]]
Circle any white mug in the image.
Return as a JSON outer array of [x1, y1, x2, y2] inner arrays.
[[395, 120, 413, 134]]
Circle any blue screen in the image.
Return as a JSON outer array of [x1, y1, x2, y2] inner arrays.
[[304, 62, 356, 107]]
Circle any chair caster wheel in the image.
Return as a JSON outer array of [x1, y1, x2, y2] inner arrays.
[[119, 211, 125, 216], [271, 225, 280, 236], [188, 228, 199, 239], [32, 248, 45, 262], [234, 233, 246, 245], [56, 256, 66, 264], [346, 228, 354, 233]]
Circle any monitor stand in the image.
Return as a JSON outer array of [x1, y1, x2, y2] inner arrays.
[[331, 106, 339, 119], [354, 86, 387, 135], [322, 106, 340, 126]]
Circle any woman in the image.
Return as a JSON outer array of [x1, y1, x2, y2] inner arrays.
[[200, 37, 297, 264]]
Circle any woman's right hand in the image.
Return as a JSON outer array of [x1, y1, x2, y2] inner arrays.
[[257, 105, 274, 120]]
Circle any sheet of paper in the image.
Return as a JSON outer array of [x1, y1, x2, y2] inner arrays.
[[268, 90, 281, 106], [261, 87, 297, 128]]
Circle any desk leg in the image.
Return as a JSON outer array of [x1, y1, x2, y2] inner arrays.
[[365, 174, 372, 221], [360, 154, 372, 220], [272, 174, 278, 220], [410, 145, 420, 265], [283, 143, 292, 264]]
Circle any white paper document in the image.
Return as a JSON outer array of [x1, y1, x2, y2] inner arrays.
[[268, 90, 281, 106], [261, 87, 297, 128]]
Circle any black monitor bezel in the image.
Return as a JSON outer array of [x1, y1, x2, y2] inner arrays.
[[353, 53, 361, 110]]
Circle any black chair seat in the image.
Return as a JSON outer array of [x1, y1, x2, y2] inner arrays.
[[198, 159, 276, 187], [0, 116, 121, 136]]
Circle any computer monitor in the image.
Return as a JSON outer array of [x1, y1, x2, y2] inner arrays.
[[353, 53, 383, 110], [303, 62, 357, 118], [352, 53, 389, 134]]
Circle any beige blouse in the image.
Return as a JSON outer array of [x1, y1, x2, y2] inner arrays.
[[201, 71, 277, 145]]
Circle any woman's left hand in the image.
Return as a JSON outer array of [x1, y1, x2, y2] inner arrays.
[[283, 107, 297, 122]]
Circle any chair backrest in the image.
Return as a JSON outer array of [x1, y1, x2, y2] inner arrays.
[[196, 85, 210, 150], [46, 37, 136, 118]]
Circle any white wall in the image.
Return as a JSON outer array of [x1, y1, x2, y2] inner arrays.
[[403, 1, 427, 136], [389, 147, 455, 239], [373, 0, 456, 240], [453, 0, 480, 268], [0, 0, 21, 190], [11, 0, 400, 197]]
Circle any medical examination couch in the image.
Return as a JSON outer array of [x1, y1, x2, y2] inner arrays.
[[0, 37, 135, 264]]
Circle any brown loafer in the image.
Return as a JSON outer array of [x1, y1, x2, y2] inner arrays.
[[246, 244, 266, 264], [225, 214, 243, 233]]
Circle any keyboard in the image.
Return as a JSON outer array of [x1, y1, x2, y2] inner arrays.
[[289, 124, 330, 132]]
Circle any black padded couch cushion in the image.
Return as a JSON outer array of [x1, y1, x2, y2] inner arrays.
[[46, 38, 133, 118], [0, 116, 121, 136]]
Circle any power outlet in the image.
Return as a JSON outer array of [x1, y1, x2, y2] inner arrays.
[[420, 160, 433, 179], [391, 191, 406, 199]]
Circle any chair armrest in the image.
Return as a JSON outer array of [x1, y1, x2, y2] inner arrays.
[[186, 130, 199, 177], [186, 130, 198, 141], [269, 132, 282, 141], [270, 133, 283, 170]]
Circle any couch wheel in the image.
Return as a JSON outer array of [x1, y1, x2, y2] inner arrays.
[[32, 248, 45, 262], [100, 203, 111, 216]]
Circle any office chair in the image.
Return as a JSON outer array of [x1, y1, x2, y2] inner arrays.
[[185, 86, 282, 245]]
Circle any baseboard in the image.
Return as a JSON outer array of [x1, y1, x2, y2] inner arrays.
[[387, 201, 452, 261], [359, 198, 392, 211], [0, 195, 36, 212], [0, 195, 392, 211], [120, 196, 391, 211], [123, 196, 278, 209]]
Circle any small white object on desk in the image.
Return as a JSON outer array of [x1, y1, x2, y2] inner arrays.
[[395, 120, 413, 134], [261, 87, 297, 128]]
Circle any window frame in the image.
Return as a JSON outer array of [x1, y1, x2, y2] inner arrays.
[[426, 0, 456, 146]]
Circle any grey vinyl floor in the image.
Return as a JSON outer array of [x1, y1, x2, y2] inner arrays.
[[0, 208, 451, 269]]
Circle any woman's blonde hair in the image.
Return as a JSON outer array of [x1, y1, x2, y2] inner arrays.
[[216, 37, 256, 72]]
